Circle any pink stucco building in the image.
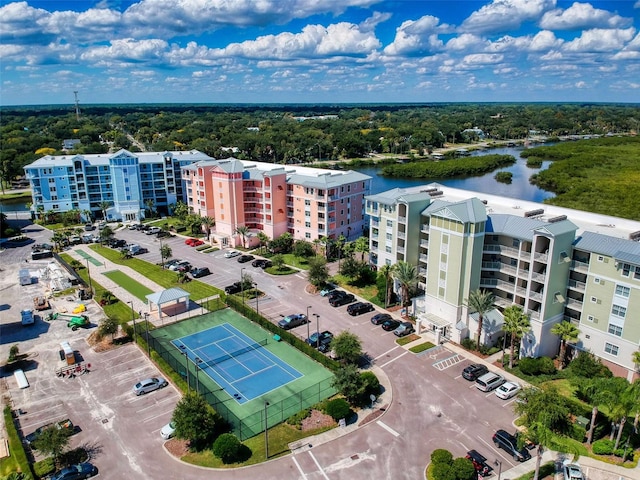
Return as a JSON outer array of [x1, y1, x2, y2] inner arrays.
[[181, 158, 371, 247]]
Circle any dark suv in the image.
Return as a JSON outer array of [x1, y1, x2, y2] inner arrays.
[[346, 302, 374, 316], [329, 293, 355, 307], [492, 430, 531, 462], [462, 363, 489, 381], [306, 331, 334, 352], [224, 282, 242, 294]]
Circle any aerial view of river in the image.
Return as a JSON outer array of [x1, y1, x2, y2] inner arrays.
[[356, 145, 555, 203]]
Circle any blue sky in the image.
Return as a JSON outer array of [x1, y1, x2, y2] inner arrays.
[[1, 0, 639, 105]]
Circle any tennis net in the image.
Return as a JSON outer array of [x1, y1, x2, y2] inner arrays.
[[198, 338, 268, 368]]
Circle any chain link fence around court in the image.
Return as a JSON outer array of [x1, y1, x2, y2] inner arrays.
[[149, 334, 337, 440]]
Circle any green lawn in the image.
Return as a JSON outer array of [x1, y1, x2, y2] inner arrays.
[[103, 270, 154, 301], [89, 245, 222, 300]]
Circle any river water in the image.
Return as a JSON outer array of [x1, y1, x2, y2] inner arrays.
[[0, 146, 553, 212], [357, 145, 554, 203]]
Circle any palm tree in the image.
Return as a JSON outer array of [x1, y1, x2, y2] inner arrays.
[[201, 216, 215, 240], [464, 289, 495, 351], [502, 305, 531, 368], [50, 231, 67, 251], [160, 244, 172, 269], [594, 377, 640, 450], [98, 201, 112, 221], [632, 350, 640, 372], [379, 263, 394, 308], [353, 236, 369, 262], [318, 235, 330, 259], [257, 232, 269, 254], [234, 225, 250, 248], [145, 199, 155, 218], [82, 209, 92, 223], [550, 321, 580, 369], [392, 261, 418, 311]]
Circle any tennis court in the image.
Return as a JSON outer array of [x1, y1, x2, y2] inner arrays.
[[172, 324, 302, 404], [148, 308, 336, 439]]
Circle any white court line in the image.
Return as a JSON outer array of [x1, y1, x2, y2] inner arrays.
[[291, 455, 308, 479], [308, 451, 330, 480], [378, 350, 409, 368], [373, 345, 400, 361], [376, 420, 400, 437]]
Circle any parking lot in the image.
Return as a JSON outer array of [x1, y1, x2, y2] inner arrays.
[[2, 222, 632, 480]]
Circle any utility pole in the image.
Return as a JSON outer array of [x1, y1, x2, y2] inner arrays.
[[74, 91, 81, 121]]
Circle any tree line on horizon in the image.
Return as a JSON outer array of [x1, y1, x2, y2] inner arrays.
[[1, 103, 638, 189]]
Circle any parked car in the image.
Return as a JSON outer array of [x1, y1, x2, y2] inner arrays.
[[371, 313, 393, 325], [381, 319, 401, 331], [251, 258, 272, 268], [563, 462, 584, 480], [462, 363, 489, 381], [176, 262, 192, 273], [224, 250, 240, 258], [319, 283, 336, 296], [277, 313, 308, 330], [127, 224, 137, 230], [346, 302, 374, 316], [132, 377, 168, 395], [169, 260, 191, 271], [185, 238, 204, 246], [191, 267, 211, 278], [224, 282, 242, 294], [475, 372, 505, 392], [492, 429, 531, 462], [160, 421, 176, 440], [466, 450, 492, 477], [84, 224, 95, 231], [50, 462, 98, 480], [495, 381, 521, 400], [108, 238, 127, 248], [69, 235, 82, 245], [329, 293, 355, 307], [146, 226, 161, 235], [157, 229, 173, 238], [306, 331, 334, 352], [98, 222, 107, 230], [393, 321, 415, 337], [326, 290, 348, 301], [237, 254, 255, 263]]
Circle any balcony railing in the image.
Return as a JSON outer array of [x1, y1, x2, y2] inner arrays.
[[419, 254, 428, 262], [566, 298, 583, 310], [421, 224, 429, 232], [420, 239, 429, 248], [567, 279, 586, 291], [571, 260, 589, 272], [530, 271, 546, 282], [397, 231, 406, 239], [398, 216, 407, 224], [533, 251, 549, 262], [371, 219, 379, 227]]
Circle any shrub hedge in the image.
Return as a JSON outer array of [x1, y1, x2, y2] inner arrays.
[[2, 406, 34, 480]]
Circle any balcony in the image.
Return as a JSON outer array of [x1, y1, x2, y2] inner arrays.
[[286, 202, 294, 207], [571, 260, 589, 272], [397, 231, 406, 239], [419, 254, 428, 263], [418, 267, 427, 276], [567, 279, 586, 291], [420, 239, 429, 248], [565, 298, 583, 311], [533, 251, 549, 262], [397, 246, 405, 254], [328, 206, 336, 213], [529, 291, 544, 302], [398, 216, 407, 224], [526, 309, 540, 321], [371, 219, 379, 227], [530, 271, 546, 283]]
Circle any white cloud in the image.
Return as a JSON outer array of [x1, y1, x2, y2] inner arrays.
[[0, 2, 54, 42], [563, 27, 636, 52], [446, 34, 487, 52], [461, 0, 556, 34], [540, 2, 632, 30], [80, 38, 169, 65], [383, 15, 447, 55]]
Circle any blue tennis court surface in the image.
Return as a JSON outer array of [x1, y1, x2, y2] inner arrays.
[[172, 323, 302, 404]]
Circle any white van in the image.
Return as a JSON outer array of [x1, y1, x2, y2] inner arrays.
[[475, 372, 505, 392], [128, 244, 141, 255]]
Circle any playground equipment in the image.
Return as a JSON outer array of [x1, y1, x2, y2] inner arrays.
[[46, 312, 90, 330]]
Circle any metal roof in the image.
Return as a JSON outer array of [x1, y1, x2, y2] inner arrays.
[[574, 231, 640, 264], [422, 197, 487, 224], [146, 287, 190, 306], [26, 149, 211, 168]]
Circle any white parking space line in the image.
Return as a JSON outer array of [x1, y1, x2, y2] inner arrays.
[[137, 395, 177, 413], [373, 345, 400, 361], [142, 407, 175, 423], [308, 451, 330, 480], [501, 398, 518, 407], [376, 420, 400, 437], [477, 437, 517, 467], [291, 455, 308, 479], [378, 350, 409, 368]]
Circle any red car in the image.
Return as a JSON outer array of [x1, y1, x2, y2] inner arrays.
[[185, 238, 204, 247]]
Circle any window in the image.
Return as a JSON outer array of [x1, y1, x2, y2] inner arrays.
[[615, 285, 630, 297], [611, 304, 626, 318], [305, 221, 311, 228], [305, 233, 311, 239], [597, 255, 604, 262], [442, 234, 449, 244], [587, 315, 595, 322], [512, 239, 519, 247], [607, 323, 623, 337], [385, 246, 392, 253], [604, 343, 619, 356], [305, 199, 311, 206], [386, 220, 393, 228], [386, 233, 392, 241]]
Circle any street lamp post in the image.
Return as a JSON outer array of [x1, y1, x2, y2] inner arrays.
[[501, 330, 508, 366], [240, 267, 246, 305], [306, 305, 312, 341], [495, 459, 502, 480], [264, 401, 270, 459], [144, 312, 150, 356], [313, 313, 320, 348], [128, 301, 136, 343], [179, 345, 190, 394], [195, 358, 202, 393]]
